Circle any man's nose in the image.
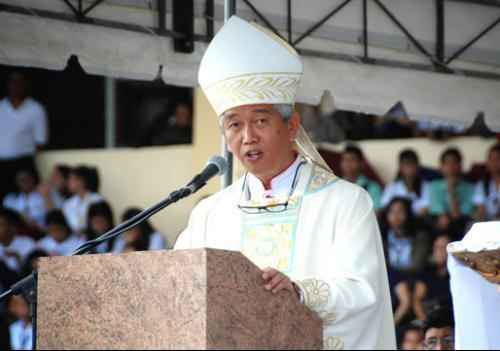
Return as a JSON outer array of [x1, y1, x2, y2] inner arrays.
[[242, 125, 258, 144]]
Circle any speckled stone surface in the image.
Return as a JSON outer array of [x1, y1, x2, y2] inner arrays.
[[37, 249, 322, 350]]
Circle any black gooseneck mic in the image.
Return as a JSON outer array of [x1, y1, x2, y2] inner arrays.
[[186, 155, 228, 194]]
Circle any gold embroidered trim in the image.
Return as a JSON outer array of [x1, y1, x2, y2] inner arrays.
[[297, 278, 330, 309], [205, 73, 301, 115], [324, 336, 344, 350], [318, 310, 337, 326], [307, 166, 338, 194]]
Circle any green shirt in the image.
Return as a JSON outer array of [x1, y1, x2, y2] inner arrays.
[[357, 175, 382, 210], [429, 179, 475, 216]]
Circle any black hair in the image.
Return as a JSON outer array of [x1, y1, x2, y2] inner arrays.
[[15, 167, 41, 193], [343, 144, 364, 161], [0, 207, 23, 227], [55, 164, 72, 198], [396, 149, 423, 197], [482, 143, 500, 197], [440, 147, 462, 164], [71, 166, 100, 193], [45, 209, 71, 232], [380, 197, 416, 239], [85, 201, 116, 252], [121, 207, 155, 251], [20, 249, 48, 279], [423, 305, 454, 335], [55, 164, 71, 180]]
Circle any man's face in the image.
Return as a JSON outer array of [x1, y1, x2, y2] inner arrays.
[[441, 156, 461, 178], [7, 73, 28, 100], [16, 171, 36, 194], [68, 174, 84, 194], [222, 104, 299, 181], [341, 153, 362, 179], [424, 327, 454, 350], [487, 150, 500, 176], [402, 329, 423, 350], [175, 104, 191, 127]]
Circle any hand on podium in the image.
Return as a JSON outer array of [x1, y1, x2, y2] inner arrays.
[[262, 267, 301, 300]]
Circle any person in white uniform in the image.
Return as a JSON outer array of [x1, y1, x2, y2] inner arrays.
[[174, 16, 396, 350], [0, 72, 47, 202]]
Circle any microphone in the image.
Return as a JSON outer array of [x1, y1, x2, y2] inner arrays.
[[186, 155, 228, 194]]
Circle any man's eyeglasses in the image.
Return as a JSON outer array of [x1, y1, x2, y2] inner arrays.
[[238, 160, 306, 215], [237, 200, 289, 214], [423, 336, 454, 350]]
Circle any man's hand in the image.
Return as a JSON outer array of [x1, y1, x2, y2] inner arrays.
[[262, 267, 299, 299]]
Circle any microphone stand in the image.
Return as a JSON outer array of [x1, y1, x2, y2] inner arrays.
[[0, 184, 197, 350]]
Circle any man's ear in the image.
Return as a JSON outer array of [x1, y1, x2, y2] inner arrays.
[[288, 111, 301, 141]]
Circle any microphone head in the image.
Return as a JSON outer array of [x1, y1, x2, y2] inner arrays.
[[207, 155, 229, 176]]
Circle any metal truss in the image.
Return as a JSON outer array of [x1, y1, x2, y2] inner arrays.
[[0, 0, 499, 81]]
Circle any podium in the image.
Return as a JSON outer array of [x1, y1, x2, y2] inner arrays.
[[36, 249, 323, 349]]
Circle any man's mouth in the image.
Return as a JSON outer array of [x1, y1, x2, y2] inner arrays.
[[244, 150, 263, 161]]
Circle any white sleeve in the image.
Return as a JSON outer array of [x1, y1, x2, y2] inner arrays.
[[149, 232, 167, 250], [33, 103, 48, 146], [174, 203, 207, 250], [473, 181, 486, 206], [380, 182, 395, 209], [295, 190, 390, 327], [415, 182, 431, 211]]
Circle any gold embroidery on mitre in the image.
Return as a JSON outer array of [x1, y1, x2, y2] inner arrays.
[[205, 73, 301, 115], [299, 278, 331, 309], [324, 336, 344, 350]]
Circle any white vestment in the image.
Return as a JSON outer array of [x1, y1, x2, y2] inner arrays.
[[175, 160, 396, 350]]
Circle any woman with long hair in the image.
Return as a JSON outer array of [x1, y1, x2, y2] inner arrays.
[[381, 149, 430, 217], [112, 207, 168, 253]]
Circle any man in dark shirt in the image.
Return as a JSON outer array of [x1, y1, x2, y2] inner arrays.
[[142, 102, 193, 146]]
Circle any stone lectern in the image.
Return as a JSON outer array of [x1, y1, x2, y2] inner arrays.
[[36, 249, 323, 349]]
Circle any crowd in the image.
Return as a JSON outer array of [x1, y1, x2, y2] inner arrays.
[[1, 70, 497, 350], [338, 142, 500, 350], [0, 164, 169, 350]]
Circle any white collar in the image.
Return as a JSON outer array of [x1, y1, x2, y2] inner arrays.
[[246, 155, 302, 199]]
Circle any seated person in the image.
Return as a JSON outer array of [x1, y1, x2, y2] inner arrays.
[[38, 164, 72, 210], [381, 149, 430, 217], [341, 145, 382, 210], [474, 143, 500, 221], [400, 322, 424, 350], [422, 306, 455, 351], [37, 210, 85, 256], [112, 208, 167, 253], [63, 166, 103, 234], [429, 148, 474, 239], [85, 201, 116, 254], [3, 168, 46, 230], [0, 208, 35, 272], [141, 102, 193, 146], [6, 295, 32, 350], [413, 235, 452, 322], [381, 198, 430, 278], [392, 280, 413, 328]]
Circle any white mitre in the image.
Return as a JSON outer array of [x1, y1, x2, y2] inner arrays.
[[198, 16, 302, 117], [198, 16, 332, 172], [447, 222, 500, 350]]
